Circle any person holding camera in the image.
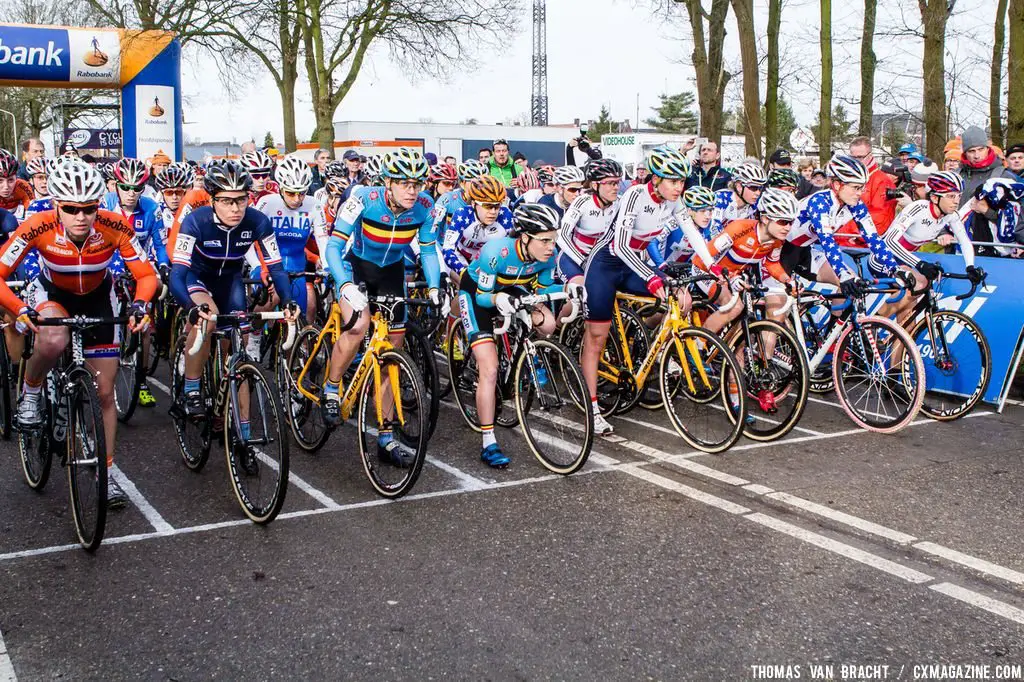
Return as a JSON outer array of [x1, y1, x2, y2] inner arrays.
[[848, 136, 897, 234], [566, 124, 603, 167]]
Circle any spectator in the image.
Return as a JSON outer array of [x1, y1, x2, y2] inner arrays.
[[897, 143, 917, 165], [149, 149, 172, 176], [686, 140, 731, 192], [513, 151, 528, 172], [17, 138, 45, 180], [566, 133, 601, 166], [487, 139, 520, 185], [905, 152, 923, 172], [342, 149, 366, 186], [240, 141, 257, 155], [443, 155, 457, 165], [1005, 143, 1024, 181], [478, 147, 492, 163], [810, 169, 827, 188], [634, 163, 650, 186], [959, 124, 1014, 207], [943, 148, 962, 173], [767, 148, 817, 199], [309, 148, 330, 194], [848, 136, 897, 232], [424, 152, 438, 165]]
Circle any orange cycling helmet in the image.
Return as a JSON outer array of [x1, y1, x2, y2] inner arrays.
[[464, 175, 507, 204]]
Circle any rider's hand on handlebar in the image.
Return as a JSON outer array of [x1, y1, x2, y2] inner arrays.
[[915, 260, 942, 282], [966, 265, 985, 285], [187, 303, 212, 326], [127, 300, 151, 334], [494, 292, 520, 316], [895, 269, 917, 290], [340, 282, 368, 312], [839, 277, 866, 299], [283, 301, 301, 323], [645, 273, 668, 301], [157, 262, 171, 283], [15, 306, 38, 335]]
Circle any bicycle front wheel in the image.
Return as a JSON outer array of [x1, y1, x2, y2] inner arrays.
[[406, 321, 440, 440], [66, 367, 108, 552], [17, 361, 52, 490], [286, 326, 334, 452], [170, 338, 212, 471], [114, 331, 142, 423], [224, 361, 289, 524], [514, 339, 593, 475], [0, 338, 11, 440], [833, 315, 925, 433], [908, 310, 991, 421], [447, 321, 481, 431], [660, 328, 746, 454], [357, 349, 428, 499]]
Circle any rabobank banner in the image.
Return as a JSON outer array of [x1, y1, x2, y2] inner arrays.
[[0, 25, 120, 85]]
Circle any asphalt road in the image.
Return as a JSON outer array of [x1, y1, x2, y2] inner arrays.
[[1, 363, 1023, 681]]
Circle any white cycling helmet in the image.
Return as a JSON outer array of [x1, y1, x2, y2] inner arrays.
[[240, 150, 274, 174], [553, 166, 586, 186], [49, 159, 106, 203], [826, 155, 870, 185], [757, 187, 800, 221], [275, 155, 313, 193], [456, 159, 487, 181], [731, 162, 767, 188]]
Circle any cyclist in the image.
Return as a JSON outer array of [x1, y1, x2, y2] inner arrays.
[[709, 162, 766, 237], [313, 160, 347, 210], [781, 155, 900, 298], [458, 203, 562, 467], [646, 186, 717, 269], [766, 168, 800, 195], [240, 150, 279, 205], [427, 163, 458, 200], [539, 166, 586, 219], [442, 175, 514, 285], [0, 159, 157, 508], [155, 163, 195, 245], [170, 159, 298, 423], [322, 148, 442, 466], [514, 168, 547, 205], [25, 158, 54, 218], [581, 145, 701, 435], [0, 149, 34, 222], [431, 159, 488, 247]]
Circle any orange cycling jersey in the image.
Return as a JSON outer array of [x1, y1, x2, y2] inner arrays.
[[0, 179, 34, 217], [692, 219, 791, 284], [0, 209, 158, 314]]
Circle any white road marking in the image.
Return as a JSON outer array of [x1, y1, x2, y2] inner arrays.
[[744, 513, 934, 584], [930, 582, 1024, 625], [110, 465, 174, 534], [765, 492, 918, 545], [425, 456, 489, 491], [623, 466, 751, 515], [0, 623, 16, 682], [668, 459, 750, 486], [915, 542, 1024, 587], [742, 484, 774, 495], [147, 376, 171, 395]]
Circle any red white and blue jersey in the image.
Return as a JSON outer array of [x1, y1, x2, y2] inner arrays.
[[442, 204, 514, 274], [557, 192, 618, 268], [709, 189, 756, 237]]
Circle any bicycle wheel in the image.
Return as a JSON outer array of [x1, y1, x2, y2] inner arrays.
[[224, 361, 289, 523], [0, 338, 12, 440], [514, 339, 594, 474], [114, 330, 142, 423], [448, 321, 481, 431], [432, 318, 454, 400], [65, 367, 107, 552], [405, 321, 440, 440], [907, 310, 991, 421], [146, 298, 167, 377], [357, 349, 427, 498], [730, 319, 809, 442], [16, 361, 52, 490], [618, 309, 659, 411], [169, 337, 213, 470], [833, 315, 925, 433], [660, 327, 746, 454], [801, 306, 836, 394], [286, 326, 334, 452]]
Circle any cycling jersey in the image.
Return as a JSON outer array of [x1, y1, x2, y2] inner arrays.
[[157, 201, 176, 244], [101, 193, 170, 266], [538, 192, 572, 220], [787, 189, 898, 280], [326, 185, 440, 292], [250, 180, 280, 206], [0, 179, 34, 222], [884, 200, 975, 269], [166, 187, 211, 254], [0, 207, 39, 281], [692, 219, 790, 284], [646, 215, 713, 268], [169, 206, 291, 309], [26, 196, 52, 219], [442, 204, 514, 275], [709, 189, 756, 237], [430, 188, 470, 244], [0, 209, 157, 315], [558, 193, 618, 268]]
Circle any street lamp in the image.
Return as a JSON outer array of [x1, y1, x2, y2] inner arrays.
[[0, 109, 17, 154]]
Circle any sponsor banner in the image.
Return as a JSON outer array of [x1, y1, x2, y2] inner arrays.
[[63, 128, 122, 150], [66, 28, 120, 84], [133, 84, 174, 161], [0, 24, 68, 82]]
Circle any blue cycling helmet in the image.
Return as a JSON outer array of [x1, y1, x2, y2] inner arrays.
[[683, 186, 716, 210], [647, 145, 691, 180], [381, 147, 428, 181]]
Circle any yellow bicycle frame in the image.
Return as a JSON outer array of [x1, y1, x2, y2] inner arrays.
[[295, 302, 407, 427]]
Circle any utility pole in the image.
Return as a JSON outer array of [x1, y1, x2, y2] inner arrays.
[[530, 0, 549, 126]]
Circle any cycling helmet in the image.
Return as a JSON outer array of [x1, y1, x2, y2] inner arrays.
[[203, 159, 252, 195], [647, 145, 691, 180], [514, 168, 540, 191], [757, 187, 800, 221], [275, 155, 314, 192], [325, 175, 349, 194], [683, 186, 716, 211], [0, 149, 19, 178], [239, 150, 273, 174], [456, 159, 487, 181], [324, 160, 346, 178], [926, 170, 964, 196], [537, 168, 555, 186], [97, 161, 116, 182], [155, 162, 195, 190], [364, 155, 385, 181], [48, 159, 106, 203], [974, 178, 1024, 210], [731, 162, 768, 188], [766, 168, 800, 191], [381, 148, 428, 180], [553, 165, 585, 186], [428, 163, 458, 183], [25, 157, 48, 177], [112, 157, 150, 185], [464, 175, 507, 204], [513, 203, 560, 235], [826, 155, 869, 184], [584, 158, 623, 182]]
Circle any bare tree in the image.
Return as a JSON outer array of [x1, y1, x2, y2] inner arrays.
[[673, 0, 731, 145], [991, 0, 1009, 147], [858, 0, 877, 137], [83, 0, 251, 46], [819, 0, 832, 164], [730, 0, 762, 158], [295, 0, 519, 151], [917, 0, 955, 159], [1008, 0, 1024, 143], [764, 0, 782, 152]]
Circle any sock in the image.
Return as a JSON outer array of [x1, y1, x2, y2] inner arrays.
[[324, 379, 340, 399], [184, 377, 200, 394], [239, 420, 250, 441], [379, 428, 394, 447], [590, 396, 600, 416], [481, 424, 496, 448], [22, 378, 42, 395]]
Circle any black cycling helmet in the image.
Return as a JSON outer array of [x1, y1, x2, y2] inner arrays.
[[584, 157, 623, 183], [766, 168, 800, 191], [203, 159, 252, 196], [513, 202, 560, 235]]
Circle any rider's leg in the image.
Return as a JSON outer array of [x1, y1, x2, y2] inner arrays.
[[86, 356, 120, 469], [183, 292, 218, 386]]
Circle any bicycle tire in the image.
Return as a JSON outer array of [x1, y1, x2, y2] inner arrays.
[[224, 361, 289, 523], [286, 326, 334, 452], [832, 315, 925, 433], [16, 360, 52, 490], [170, 337, 213, 471], [432, 319, 454, 400], [618, 308, 659, 412], [357, 349, 427, 498], [660, 327, 746, 454], [65, 367, 107, 552], [0, 338, 12, 440], [406, 321, 440, 440], [514, 338, 594, 475], [908, 310, 991, 421], [729, 319, 810, 442], [447, 321, 482, 432], [114, 330, 143, 423]]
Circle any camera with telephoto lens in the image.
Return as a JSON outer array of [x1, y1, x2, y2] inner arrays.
[[884, 187, 905, 201]]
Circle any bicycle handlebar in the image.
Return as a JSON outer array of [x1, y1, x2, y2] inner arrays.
[[493, 291, 574, 336], [188, 308, 296, 356]]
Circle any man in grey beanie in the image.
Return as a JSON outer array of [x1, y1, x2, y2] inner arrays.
[[959, 125, 1012, 207]]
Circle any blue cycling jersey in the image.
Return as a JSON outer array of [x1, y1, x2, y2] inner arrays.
[[431, 188, 470, 245], [169, 206, 290, 308], [101, 193, 170, 267], [0, 207, 39, 281], [537, 192, 571, 220], [325, 185, 440, 291], [468, 236, 560, 308]]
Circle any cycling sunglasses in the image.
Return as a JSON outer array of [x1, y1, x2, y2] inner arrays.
[[162, 188, 187, 197], [772, 218, 794, 226], [250, 172, 271, 180], [60, 203, 99, 216], [117, 182, 145, 192]]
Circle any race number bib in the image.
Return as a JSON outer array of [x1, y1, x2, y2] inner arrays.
[[1, 237, 27, 268]]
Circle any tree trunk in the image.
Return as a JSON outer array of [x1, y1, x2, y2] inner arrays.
[[731, 0, 763, 158], [684, 0, 730, 145], [765, 0, 781, 152], [991, 0, 1009, 147], [858, 0, 877, 138], [279, 77, 297, 153], [819, 0, 832, 165], [919, 0, 949, 160], [1010, 0, 1024, 144]]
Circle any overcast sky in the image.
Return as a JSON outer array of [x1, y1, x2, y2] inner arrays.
[[178, 0, 1001, 145]]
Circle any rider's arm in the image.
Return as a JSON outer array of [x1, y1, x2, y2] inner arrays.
[[324, 190, 363, 290], [146, 210, 170, 266], [611, 190, 659, 285], [442, 207, 472, 274], [430, 192, 451, 241], [417, 203, 441, 291], [557, 194, 589, 267], [0, 215, 42, 314], [763, 246, 792, 284], [853, 204, 899, 274], [169, 213, 201, 307], [949, 215, 976, 267], [690, 228, 728, 272], [806, 195, 856, 281], [536, 259, 561, 296], [672, 204, 715, 266], [646, 228, 669, 269], [708, 190, 731, 236]]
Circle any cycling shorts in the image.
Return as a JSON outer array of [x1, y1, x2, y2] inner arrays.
[[457, 275, 498, 344], [582, 244, 651, 322], [252, 267, 308, 317], [555, 251, 584, 282], [184, 270, 248, 331], [349, 255, 407, 329], [28, 275, 119, 358], [780, 242, 829, 282]]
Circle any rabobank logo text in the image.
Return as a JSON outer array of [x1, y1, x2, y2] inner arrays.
[[0, 38, 63, 66], [0, 27, 70, 81]]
